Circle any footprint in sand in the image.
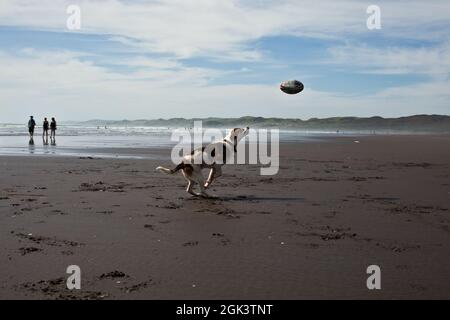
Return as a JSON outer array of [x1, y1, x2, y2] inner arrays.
[[183, 241, 199, 247], [19, 247, 42, 256], [122, 280, 153, 293], [21, 278, 107, 299], [99, 271, 129, 280]]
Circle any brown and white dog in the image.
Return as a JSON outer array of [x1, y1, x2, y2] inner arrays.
[[156, 127, 249, 197]]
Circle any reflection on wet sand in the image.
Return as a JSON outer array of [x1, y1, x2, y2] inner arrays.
[[28, 140, 35, 154]]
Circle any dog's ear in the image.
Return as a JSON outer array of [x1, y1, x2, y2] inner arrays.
[[232, 128, 241, 134]]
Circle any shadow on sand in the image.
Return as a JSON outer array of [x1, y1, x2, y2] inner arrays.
[[187, 195, 304, 202]]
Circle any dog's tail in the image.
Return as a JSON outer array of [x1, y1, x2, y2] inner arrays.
[[156, 162, 185, 175]]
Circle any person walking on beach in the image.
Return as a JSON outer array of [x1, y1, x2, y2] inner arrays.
[[50, 117, 57, 145], [42, 117, 49, 145], [28, 116, 36, 144]]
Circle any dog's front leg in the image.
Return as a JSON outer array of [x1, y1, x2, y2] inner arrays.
[[204, 166, 222, 189], [204, 168, 216, 189]]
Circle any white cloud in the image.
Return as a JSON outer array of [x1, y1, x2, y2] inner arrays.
[[1, 0, 450, 60], [327, 44, 450, 77], [0, 49, 448, 122]]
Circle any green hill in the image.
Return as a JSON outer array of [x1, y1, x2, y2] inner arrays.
[[74, 115, 450, 132]]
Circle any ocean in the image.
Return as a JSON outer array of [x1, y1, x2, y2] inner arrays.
[[0, 123, 344, 158]]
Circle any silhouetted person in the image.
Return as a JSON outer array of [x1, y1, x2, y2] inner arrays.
[[50, 117, 57, 145], [43, 117, 49, 145], [28, 116, 36, 144]]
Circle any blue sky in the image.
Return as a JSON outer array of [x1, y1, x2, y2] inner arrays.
[[0, 0, 449, 122]]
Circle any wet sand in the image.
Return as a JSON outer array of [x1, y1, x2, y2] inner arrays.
[[0, 135, 449, 299]]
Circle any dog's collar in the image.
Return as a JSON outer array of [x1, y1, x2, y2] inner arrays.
[[223, 138, 233, 145]]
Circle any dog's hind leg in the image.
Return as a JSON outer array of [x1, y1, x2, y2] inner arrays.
[[186, 181, 195, 195], [198, 183, 208, 198], [186, 180, 201, 197], [191, 168, 215, 198], [156, 162, 185, 174], [182, 165, 214, 198], [182, 166, 203, 197]]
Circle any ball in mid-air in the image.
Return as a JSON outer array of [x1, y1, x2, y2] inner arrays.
[[280, 80, 304, 94]]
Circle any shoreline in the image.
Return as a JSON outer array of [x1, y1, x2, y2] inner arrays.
[[0, 133, 449, 159]]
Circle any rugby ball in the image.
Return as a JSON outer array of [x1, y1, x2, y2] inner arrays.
[[280, 80, 304, 94]]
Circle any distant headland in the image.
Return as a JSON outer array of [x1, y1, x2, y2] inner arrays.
[[69, 115, 450, 133]]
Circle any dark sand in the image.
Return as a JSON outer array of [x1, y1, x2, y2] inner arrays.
[[0, 135, 449, 299]]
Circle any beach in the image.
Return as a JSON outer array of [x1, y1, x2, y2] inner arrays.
[[0, 134, 449, 299]]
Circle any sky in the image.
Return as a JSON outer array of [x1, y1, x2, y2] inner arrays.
[[0, 0, 449, 122]]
